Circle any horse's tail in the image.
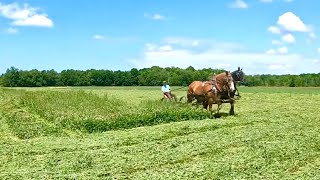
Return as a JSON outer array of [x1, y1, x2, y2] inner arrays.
[[187, 81, 197, 103], [187, 81, 196, 94]]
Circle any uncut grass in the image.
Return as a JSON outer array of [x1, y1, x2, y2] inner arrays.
[[6, 90, 209, 138]]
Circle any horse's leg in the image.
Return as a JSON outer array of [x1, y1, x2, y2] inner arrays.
[[217, 103, 222, 114], [207, 98, 216, 118], [229, 99, 235, 115], [203, 99, 208, 110], [197, 96, 204, 108], [208, 98, 214, 113], [212, 100, 223, 118], [214, 94, 222, 114], [187, 93, 193, 103], [235, 84, 241, 97], [229, 103, 235, 115]]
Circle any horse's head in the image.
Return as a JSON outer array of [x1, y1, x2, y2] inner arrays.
[[231, 67, 245, 83], [215, 71, 235, 92]]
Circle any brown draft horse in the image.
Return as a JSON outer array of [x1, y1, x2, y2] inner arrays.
[[187, 71, 236, 115]]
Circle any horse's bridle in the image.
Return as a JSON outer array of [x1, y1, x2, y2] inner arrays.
[[213, 74, 234, 98], [236, 71, 241, 80], [212, 74, 233, 93], [223, 75, 233, 90], [234, 70, 244, 82]]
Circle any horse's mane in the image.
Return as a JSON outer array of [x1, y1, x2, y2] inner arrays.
[[214, 71, 230, 81]]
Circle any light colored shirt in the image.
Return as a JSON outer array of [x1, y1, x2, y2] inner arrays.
[[161, 85, 171, 93]]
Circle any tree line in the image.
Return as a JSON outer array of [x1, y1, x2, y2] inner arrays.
[[1, 66, 320, 87]]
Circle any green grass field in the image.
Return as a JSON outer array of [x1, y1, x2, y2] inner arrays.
[[1, 86, 320, 179]]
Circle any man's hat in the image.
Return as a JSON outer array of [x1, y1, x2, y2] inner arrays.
[[163, 81, 167, 83]]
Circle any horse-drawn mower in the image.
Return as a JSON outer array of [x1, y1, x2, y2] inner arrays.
[[163, 68, 245, 116], [160, 93, 178, 102]]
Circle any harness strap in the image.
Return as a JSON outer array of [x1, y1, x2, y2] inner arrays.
[[201, 80, 217, 95], [214, 77, 223, 92]]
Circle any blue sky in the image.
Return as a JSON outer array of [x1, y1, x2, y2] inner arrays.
[[1, 0, 320, 75]]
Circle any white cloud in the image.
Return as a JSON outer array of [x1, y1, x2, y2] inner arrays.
[[268, 26, 281, 34], [230, 0, 248, 9], [260, 0, 293, 3], [261, 0, 292, 3], [12, 14, 53, 27], [152, 14, 165, 20], [145, 43, 157, 51], [278, 46, 288, 54], [282, 33, 295, 43], [92, 35, 138, 43], [309, 32, 317, 40], [163, 37, 244, 52], [268, 12, 314, 44], [145, 43, 173, 52], [266, 47, 288, 55], [260, 0, 273, 3], [164, 37, 213, 48], [146, 43, 158, 51], [192, 41, 199, 47], [0, 2, 53, 27], [6, 27, 18, 34], [130, 41, 319, 75], [164, 37, 202, 47], [158, 45, 173, 52], [317, 48, 320, 53], [266, 49, 276, 54], [277, 12, 309, 32], [269, 63, 293, 71], [272, 40, 282, 45], [93, 35, 105, 40], [144, 13, 166, 20]]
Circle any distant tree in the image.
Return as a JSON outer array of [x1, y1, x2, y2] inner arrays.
[[0, 75, 3, 86], [19, 69, 46, 87], [1, 66, 319, 87], [42, 69, 59, 86], [59, 69, 83, 86], [2, 67, 20, 87], [89, 70, 113, 86], [129, 68, 139, 86], [138, 66, 169, 86], [113, 70, 125, 86], [186, 66, 195, 72]]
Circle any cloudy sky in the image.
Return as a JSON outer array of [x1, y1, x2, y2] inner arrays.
[[1, 0, 320, 75]]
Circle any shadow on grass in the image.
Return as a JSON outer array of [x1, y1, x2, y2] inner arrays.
[[213, 112, 236, 119]]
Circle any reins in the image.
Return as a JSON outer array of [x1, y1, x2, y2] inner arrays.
[[170, 86, 187, 91]]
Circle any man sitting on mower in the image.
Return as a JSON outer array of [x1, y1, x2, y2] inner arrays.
[[161, 81, 172, 99]]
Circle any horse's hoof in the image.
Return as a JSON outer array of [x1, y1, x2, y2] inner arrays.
[[213, 113, 222, 119]]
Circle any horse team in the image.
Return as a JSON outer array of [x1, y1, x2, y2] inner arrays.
[[186, 67, 245, 116]]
